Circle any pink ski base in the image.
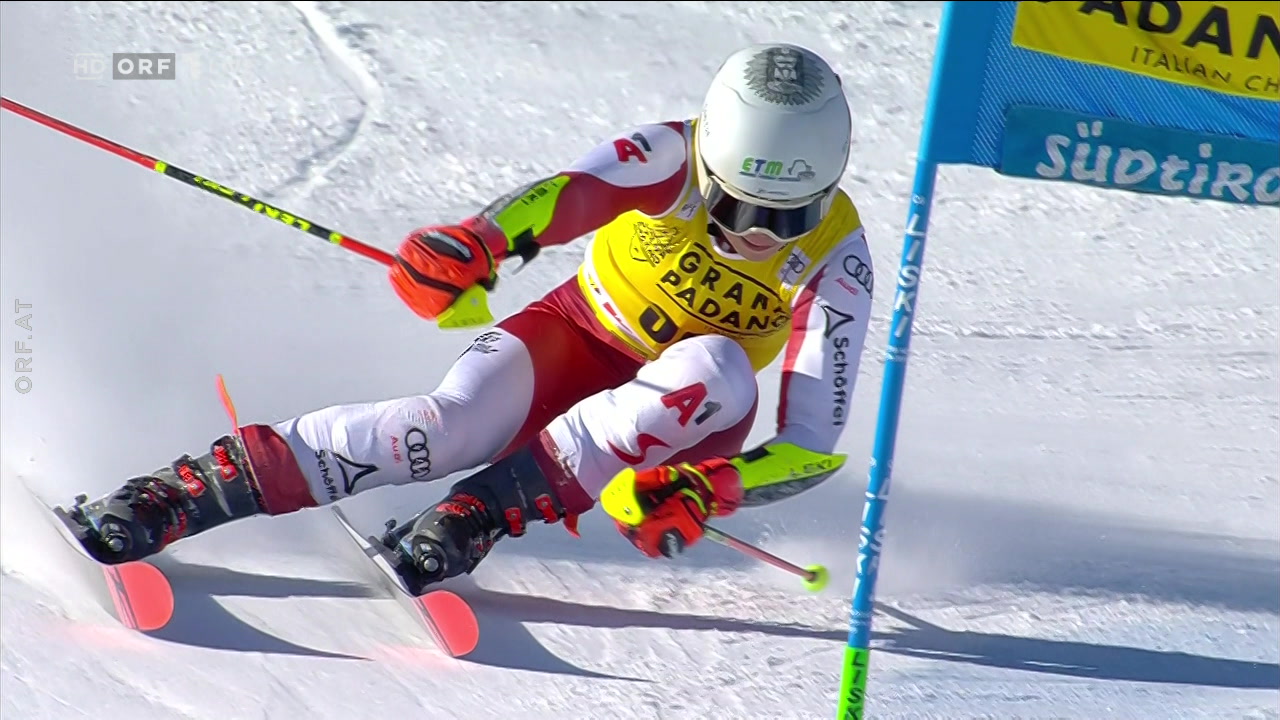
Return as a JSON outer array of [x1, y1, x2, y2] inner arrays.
[[415, 590, 479, 658]]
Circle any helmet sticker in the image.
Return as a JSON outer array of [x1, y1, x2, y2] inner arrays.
[[743, 46, 824, 107], [740, 157, 817, 182]]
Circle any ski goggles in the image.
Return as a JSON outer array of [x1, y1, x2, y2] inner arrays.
[[701, 168, 833, 243]]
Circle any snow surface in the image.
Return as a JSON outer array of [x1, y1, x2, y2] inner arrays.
[[1, 2, 1277, 718]]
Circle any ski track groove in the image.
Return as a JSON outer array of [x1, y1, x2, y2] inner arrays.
[[5, 665, 94, 720], [276, 0, 384, 201], [92, 654, 203, 720]]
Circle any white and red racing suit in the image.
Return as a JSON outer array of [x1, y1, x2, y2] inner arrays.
[[235, 119, 875, 520]]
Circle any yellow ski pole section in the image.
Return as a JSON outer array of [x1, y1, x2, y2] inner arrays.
[[599, 466, 657, 527], [435, 285, 494, 329]]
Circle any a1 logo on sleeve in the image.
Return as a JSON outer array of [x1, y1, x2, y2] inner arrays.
[[570, 123, 687, 189], [614, 132, 651, 164]]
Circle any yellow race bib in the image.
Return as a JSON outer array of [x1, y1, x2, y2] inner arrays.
[[579, 174, 863, 372]]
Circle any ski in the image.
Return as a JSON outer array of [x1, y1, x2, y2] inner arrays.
[[41, 498, 175, 633], [331, 506, 479, 658]]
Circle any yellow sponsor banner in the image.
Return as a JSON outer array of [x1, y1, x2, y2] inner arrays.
[[1012, 1, 1280, 101]]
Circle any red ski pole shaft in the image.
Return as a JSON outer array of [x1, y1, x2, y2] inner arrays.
[[702, 524, 830, 592], [703, 524, 810, 578], [0, 96, 393, 267]]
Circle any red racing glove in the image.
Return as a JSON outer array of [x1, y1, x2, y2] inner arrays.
[[389, 218, 505, 322], [604, 457, 744, 559]]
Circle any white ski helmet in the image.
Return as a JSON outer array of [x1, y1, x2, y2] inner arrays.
[[695, 43, 852, 243]]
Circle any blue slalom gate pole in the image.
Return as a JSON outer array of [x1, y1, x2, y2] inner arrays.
[[835, 6, 954, 717], [835, 159, 937, 720]]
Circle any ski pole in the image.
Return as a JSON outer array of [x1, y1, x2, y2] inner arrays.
[[703, 524, 830, 593], [600, 445, 844, 593], [0, 96, 393, 266], [0, 96, 492, 328]]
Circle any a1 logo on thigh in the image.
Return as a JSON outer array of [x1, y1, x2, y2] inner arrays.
[[661, 382, 720, 427], [607, 382, 725, 467]]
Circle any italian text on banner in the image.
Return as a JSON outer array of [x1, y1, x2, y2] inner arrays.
[[1011, 1, 1280, 101]]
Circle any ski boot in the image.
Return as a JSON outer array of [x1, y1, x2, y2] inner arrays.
[[379, 444, 573, 592], [65, 434, 267, 564]]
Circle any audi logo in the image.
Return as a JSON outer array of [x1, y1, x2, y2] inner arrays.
[[405, 427, 432, 481]]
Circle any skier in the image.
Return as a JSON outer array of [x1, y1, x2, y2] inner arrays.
[[66, 42, 875, 585]]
